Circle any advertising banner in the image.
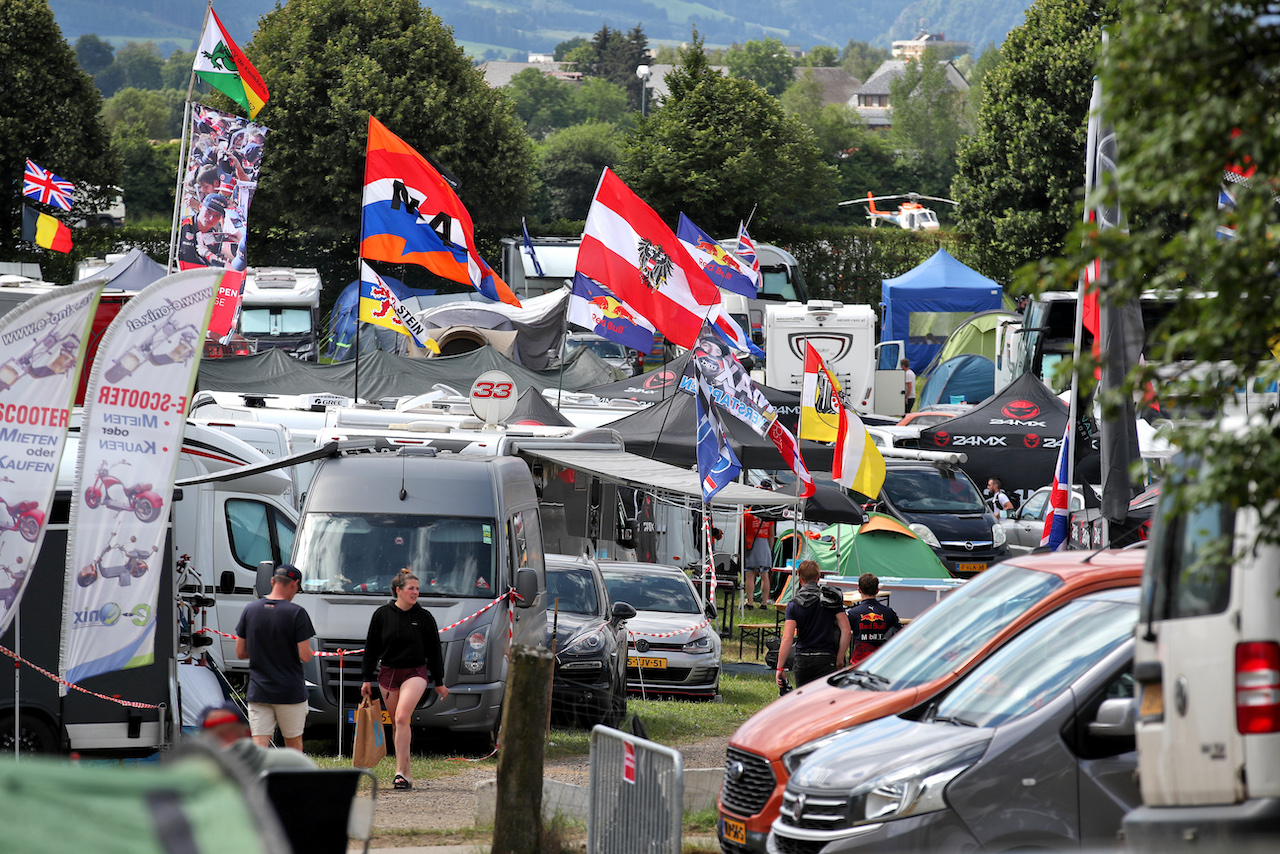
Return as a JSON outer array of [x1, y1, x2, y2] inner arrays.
[[0, 281, 103, 636], [60, 269, 218, 688], [176, 103, 269, 341]]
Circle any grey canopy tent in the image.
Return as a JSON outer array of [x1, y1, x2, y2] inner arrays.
[[80, 248, 168, 291], [196, 344, 615, 400]]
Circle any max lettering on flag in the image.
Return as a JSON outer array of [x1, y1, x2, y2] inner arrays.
[[677, 320, 775, 436]]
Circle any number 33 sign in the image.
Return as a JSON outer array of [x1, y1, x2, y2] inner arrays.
[[469, 370, 518, 425]]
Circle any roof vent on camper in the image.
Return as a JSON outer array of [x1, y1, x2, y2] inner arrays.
[[397, 446, 438, 457], [243, 394, 269, 408], [254, 269, 297, 288]]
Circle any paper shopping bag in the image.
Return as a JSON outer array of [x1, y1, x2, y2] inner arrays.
[[353, 697, 387, 768]]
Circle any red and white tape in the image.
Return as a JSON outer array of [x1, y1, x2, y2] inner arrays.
[[0, 644, 162, 710], [627, 618, 712, 639]]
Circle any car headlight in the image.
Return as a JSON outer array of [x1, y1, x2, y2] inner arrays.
[[992, 522, 1007, 548], [781, 729, 854, 775], [682, 628, 716, 655], [559, 629, 605, 656], [908, 523, 941, 549], [460, 624, 490, 675], [844, 743, 986, 825]]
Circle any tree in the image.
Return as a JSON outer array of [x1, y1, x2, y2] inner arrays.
[[618, 32, 836, 236], [535, 122, 622, 221], [841, 41, 890, 82], [506, 68, 573, 138], [74, 33, 114, 75], [725, 38, 796, 97], [245, 0, 533, 287], [575, 25, 648, 108], [888, 49, 969, 198], [0, 0, 118, 260], [1051, 0, 1280, 544], [112, 125, 178, 220], [569, 78, 630, 126], [553, 37, 587, 61], [963, 43, 1001, 128], [112, 41, 164, 90], [161, 49, 197, 91], [805, 45, 839, 67], [951, 0, 1120, 284]]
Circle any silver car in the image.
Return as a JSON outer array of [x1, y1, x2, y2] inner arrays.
[[768, 587, 1140, 854], [1001, 485, 1087, 556], [598, 562, 722, 699]]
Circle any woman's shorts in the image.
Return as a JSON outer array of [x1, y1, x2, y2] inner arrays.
[[377, 664, 432, 693]]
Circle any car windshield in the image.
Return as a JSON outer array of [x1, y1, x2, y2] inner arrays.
[[883, 467, 985, 512], [932, 597, 1137, 727], [547, 566, 600, 615], [292, 513, 496, 597], [834, 564, 1064, 691], [568, 338, 626, 359], [602, 571, 699, 613]]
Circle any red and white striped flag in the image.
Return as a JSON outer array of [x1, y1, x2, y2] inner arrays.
[[577, 169, 722, 348], [767, 420, 816, 498], [1040, 423, 1072, 550]]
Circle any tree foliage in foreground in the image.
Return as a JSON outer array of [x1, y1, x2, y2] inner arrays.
[[0, 0, 117, 259], [952, 0, 1120, 285], [618, 33, 835, 236], [245, 0, 533, 290], [1049, 0, 1280, 545]]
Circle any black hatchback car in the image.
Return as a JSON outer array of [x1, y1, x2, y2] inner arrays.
[[863, 460, 1007, 577], [545, 555, 635, 728]]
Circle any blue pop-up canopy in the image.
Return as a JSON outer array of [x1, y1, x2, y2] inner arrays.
[[880, 249, 1003, 371]]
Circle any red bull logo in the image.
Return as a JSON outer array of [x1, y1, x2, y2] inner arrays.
[[860, 613, 886, 626], [590, 295, 634, 322], [694, 237, 743, 271]]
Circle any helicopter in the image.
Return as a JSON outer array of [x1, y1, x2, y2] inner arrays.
[[838, 192, 958, 232]]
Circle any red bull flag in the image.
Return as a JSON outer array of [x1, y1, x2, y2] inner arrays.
[[361, 116, 519, 306], [676, 213, 757, 299], [566, 273, 656, 354], [577, 169, 721, 348], [359, 261, 428, 347]]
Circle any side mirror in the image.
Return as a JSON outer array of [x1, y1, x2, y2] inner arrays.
[[1088, 697, 1136, 738], [219, 571, 236, 596], [705, 601, 718, 620], [255, 560, 275, 597], [515, 568, 539, 608], [611, 601, 637, 623]]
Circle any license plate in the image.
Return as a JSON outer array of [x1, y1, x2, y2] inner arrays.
[[633, 657, 667, 670], [721, 817, 747, 845], [1139, 682, 1164, 718], [956, 562, 987, 573]]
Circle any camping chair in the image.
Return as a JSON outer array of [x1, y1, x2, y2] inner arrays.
[[260, 767, 378, 854]]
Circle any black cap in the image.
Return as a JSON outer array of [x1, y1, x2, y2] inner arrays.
[[274, 563, 302, 583]]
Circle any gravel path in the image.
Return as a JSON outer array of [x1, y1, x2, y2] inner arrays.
[[369, 733, 731, 838]]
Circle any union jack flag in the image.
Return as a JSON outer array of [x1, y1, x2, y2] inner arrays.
[[23, 160, 74, 211], [735, 222, 761, 280]]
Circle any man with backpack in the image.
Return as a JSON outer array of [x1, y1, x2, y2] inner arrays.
[[776, 560, 850, 688]]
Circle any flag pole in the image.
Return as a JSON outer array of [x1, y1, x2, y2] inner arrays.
[[168, 2, 211, 272], [555, 304, 569, 411]]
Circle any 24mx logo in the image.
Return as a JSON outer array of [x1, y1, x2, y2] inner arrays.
[[950, 435, 1007, 447]]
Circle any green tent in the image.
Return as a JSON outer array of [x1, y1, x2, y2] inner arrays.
[[802, 514, 951, 580], [0, 751, 285, 854]]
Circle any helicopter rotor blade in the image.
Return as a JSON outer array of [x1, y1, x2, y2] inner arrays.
[[837, 194, 909, 207], [916, 195, 959, 205]]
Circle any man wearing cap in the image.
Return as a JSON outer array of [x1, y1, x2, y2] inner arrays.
[[236, 564, 316, 752], [200, 702, 316, 776]]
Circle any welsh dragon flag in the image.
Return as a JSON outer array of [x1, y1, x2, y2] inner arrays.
[[192, 7, 270, 119]]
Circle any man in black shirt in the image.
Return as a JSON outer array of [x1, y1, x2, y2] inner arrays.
[[776, 560, 850, 687], [235, 564, 315, 751], [846, 573, 902, 667]]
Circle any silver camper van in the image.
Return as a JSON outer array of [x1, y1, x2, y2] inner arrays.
[[288, 447, 545, 741]]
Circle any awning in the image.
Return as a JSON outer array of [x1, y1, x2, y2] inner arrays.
[[515, 446, 800, 508]]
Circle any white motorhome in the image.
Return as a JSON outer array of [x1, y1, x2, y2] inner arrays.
[[0, 420, 297, 755], [764, 300, 906, 415], [224, 267, 323, 361], [1125, 453, 1280, 849]]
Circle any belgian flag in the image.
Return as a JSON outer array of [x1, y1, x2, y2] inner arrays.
[[22, 205, 73, 253]]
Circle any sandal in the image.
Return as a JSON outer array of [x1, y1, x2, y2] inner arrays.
[[393, 774, 413, 790]]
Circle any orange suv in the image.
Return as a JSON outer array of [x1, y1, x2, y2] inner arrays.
[[717, 549, 1145, 853]]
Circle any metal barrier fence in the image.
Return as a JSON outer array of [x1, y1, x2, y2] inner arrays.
[[588, 725, 684, 854]]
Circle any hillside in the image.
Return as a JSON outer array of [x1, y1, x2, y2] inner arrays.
[[51, 0, 1029, 57]]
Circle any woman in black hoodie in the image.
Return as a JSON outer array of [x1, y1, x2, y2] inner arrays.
[[361, 568, 449, 790]]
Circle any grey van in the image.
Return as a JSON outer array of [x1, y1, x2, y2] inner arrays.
[[288, 447, 545, 742]]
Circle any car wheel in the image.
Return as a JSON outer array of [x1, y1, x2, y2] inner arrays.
[[0, 712, 59, 754], [603, 690, 626, 729]]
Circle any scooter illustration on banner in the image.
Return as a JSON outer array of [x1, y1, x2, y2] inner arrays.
[[83, 460, 164, 523], [0, 477, 44, 543], [77, 529, 157, 588], [103, 314, 200, 383], [0, 328, 82, 392], [0, 552, 26, 611]]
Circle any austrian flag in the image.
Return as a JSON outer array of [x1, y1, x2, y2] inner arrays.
[[577, 169, 721, 348]]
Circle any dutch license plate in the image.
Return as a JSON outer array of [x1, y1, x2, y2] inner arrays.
[[345, 709, 393, 724], [957, 562, 987, 574], [633, 657, 667, 670], [722, 817, 747, 845], [1140, 682, 1164, 718]]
